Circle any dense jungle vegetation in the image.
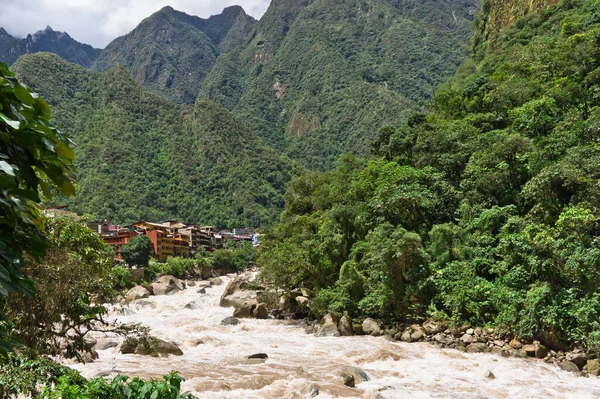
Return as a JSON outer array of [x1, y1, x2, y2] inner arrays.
[[202, 0, 479, 169], [259, 0, 600, 350], [11, 53, 295, 227]]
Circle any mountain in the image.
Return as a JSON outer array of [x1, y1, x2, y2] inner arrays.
[[93, 6, 256, 104], [12, 53, 296, 227], [200, 0, 480, 169], [0, 26, 100, 67]]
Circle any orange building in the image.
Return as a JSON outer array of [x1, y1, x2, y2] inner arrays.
[[101, 228, 138, 260], [133, 222, 191, 262]]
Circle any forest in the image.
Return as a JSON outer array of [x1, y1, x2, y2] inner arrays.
[[259, 0, 600, 349]]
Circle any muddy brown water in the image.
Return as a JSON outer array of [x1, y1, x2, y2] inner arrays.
[[68, 277, 600, 398]]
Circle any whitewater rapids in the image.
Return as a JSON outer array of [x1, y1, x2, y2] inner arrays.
[[70, 277, 600, 398]]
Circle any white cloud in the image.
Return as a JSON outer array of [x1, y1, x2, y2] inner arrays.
[[0, 0, 271, 48]]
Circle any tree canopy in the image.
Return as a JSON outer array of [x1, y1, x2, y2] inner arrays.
[[0, 61, 75, 355]]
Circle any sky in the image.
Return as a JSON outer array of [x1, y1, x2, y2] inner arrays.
[[0, 0, 272, 48]]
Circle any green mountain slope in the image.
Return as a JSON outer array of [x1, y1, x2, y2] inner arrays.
[[93, 6, 256, 104], [0, 26, 100, 67], [12, 53, 295, 227], [261, 0, 600, 348], [200, 0, 479, 169]]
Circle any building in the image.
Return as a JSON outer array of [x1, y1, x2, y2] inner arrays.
[[133, 222, 191, 262], [101, 228, 138, 260]]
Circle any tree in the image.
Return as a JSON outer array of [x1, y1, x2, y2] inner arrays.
[[3, 216, 115, 357], [0, 62, 75, 355], [120, 235, 154, 267]]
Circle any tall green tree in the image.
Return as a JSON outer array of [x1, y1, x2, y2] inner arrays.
[[120, 235, 154, 268], [0, 61, 75, 355]]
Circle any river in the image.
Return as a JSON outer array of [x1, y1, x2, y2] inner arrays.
[[70, 276, 600, 398]]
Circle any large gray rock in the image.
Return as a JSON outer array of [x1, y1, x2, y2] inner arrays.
[[253, 303, 269, 319], [233, 301, 256, 318], [154, 339, 183, 356], [466, 343, 490, 353], [422, 319, 449, 335], [125, 285, 150, 302], [220, 273, 257, 308], [338, 316, 354, 336], [210, 277, 224, 286], [559, 361, 580, 373], [221, 316, 240, 326], [566, 352, 587, 369], [152, 275, 185, 296], [587, 359, 600, 376], [362, 318, 382, 336], [315, 314, 341, 337]]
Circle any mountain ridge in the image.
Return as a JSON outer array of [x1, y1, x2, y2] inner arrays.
[[0, 25, 100, 67]]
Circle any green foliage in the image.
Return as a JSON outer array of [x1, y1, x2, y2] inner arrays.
[[93, 6, 255, 104], [147, 244, 256, 279], [110, 266, 135, 290], [121, 236, 154, 268], [200, 0, 477, 169], [260, 0, 600, 349], [2, 216, 114, 357], [0, 61, 75, 354], [0, 354, 196, 399], [43, 372, 196, 399], [0, 353, 86, 398], [12, 53, 296, 227], [148, 256, 197, 279]]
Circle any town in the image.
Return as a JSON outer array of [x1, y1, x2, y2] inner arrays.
[[87, 219, 258, 262]]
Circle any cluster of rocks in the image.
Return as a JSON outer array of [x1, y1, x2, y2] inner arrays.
[[312, 314, 600, 378], [219, 273, 270, 321], [125, 274, 225, 303]]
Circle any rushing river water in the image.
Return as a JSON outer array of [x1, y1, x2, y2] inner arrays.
[[70, 277, 600, 398]]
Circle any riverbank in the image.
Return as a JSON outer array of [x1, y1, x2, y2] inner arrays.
[[68, 274, 600, 398]]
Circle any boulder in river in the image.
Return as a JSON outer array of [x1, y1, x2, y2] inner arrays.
[[125, 285, 150, 302], [338, 315, 354, 336], [559, 361, 581, 373], [587, 359, 600, 376], [154, 339, 184, 356], [254, 303, 269, 319], [210, 277, 224, 286], [422, 319, 449, 335], [221, 316, 241, 326], [152, 275, 185, 296], [220, 273, 257, 308], [466, 343, 490, 353], [233, 301, 256, 318], [248, 353, 268, 359], [315, 314, 341, 337], [342, 373, 355, 388], [362, 318, 382, 336], [184, 301, 201, 310]]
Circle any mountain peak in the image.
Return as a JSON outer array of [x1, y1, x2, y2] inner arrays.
[[221, 5, 246, 16], [45, 25, 54, 32]]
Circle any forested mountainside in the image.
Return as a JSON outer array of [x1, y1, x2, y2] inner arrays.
[[201, 0, 479, 169], [0, 25, 100, 67], [12, 53, 295, 227], [93, 6, 256, 104], [260, 0, 600, 349], [2, 1, 477, 170]]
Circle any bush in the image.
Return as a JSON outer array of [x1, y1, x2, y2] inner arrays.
[[110, 266, 134, 290]]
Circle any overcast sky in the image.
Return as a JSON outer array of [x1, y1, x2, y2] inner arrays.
[[0, 0, 271, 48]]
